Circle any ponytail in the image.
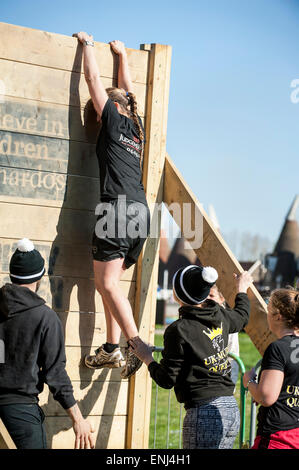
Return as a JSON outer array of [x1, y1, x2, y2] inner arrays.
[[106, 87, 144, 168], [127, 91, 144, 168]]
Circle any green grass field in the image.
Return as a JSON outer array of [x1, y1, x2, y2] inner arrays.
[[149, 329, 262, 449]]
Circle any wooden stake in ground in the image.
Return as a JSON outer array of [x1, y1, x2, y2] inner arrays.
[[126, 43, 172, 449]]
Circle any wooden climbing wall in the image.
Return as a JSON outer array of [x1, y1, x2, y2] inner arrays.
[[0, 22, 171, 448]]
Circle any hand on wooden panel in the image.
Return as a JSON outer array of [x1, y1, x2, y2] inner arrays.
[[73, 31, 93, 44], [109, 40, 127, 56], [67, 403, 95, 449], [73, 418, 95, 449], [233, 271, 254, 294]]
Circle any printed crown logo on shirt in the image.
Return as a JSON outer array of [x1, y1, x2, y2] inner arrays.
[[202, 323, 223, 341]]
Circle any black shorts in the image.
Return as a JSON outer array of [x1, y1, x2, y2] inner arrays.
[[92, 198, 151, 269]]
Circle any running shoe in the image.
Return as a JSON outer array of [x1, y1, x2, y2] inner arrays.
[[84, 345, 125, 369], [120, 347, 143, 379]]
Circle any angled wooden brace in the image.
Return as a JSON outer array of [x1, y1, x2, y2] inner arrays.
[[163, 153, 276, 355], [0, 419, 16, 449]]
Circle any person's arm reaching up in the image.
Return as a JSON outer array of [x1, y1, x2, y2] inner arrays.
[[223, 272, 253, 333], [109, 40, 133, 92], [73, 31, 108, 118]]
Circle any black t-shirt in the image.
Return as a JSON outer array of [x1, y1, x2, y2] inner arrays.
[[96, 98, 147, 206], [257, 335, 299, 436]]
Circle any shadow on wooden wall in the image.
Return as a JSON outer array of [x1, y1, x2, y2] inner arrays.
[[44, 43, 122, 448]]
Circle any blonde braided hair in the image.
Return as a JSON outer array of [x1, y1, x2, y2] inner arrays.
[[106, 87, 144, 167]]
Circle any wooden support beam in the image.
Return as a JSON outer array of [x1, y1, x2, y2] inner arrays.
[[126, 43, 172, 449], [0, 419, 16, 449], [0, 58, 147, 117], [163, 153, 276, 355], [0, 22, 149, 84]]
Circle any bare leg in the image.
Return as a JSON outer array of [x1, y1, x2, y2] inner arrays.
[[102, 294, 122, 345], [101, 257, 124, 345], [93, 258, 138, 341]]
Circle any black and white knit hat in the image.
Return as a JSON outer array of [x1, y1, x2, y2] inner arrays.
[[172, 264, 218, 306], [9, 238, 45, 285]]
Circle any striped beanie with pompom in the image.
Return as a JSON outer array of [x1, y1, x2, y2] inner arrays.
[[172, 265, 218, 306], [9, 238, 45, 285]]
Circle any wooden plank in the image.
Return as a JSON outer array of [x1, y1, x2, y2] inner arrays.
[[0, 202, 96, 243], [0, 203, 154, 274], [0, 166, 100, 210], [0, 164, 152, 212], [39, 381, 128, 416], [163, 153, 276, 354], [0, 419, 16, 449], [0, 96, 91, 143], [0, 201, 153, 248], [0, 59, 146, 117], [0, 273, 135, 314], [0, 22, 149, 84], [0, 238, 136, 282], [0, 130, 99, 177], [0, 96, 144, 147], [0, 129, 81, 176], [57, 311, 129, 347], [0, 97, 101, 183], [126, 43, 172, 449], [45, 415, 126, 449]]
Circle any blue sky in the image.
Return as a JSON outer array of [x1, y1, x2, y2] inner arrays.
[[1, 0, 299, 256]]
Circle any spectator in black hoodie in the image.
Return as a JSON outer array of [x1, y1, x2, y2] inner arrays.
[[130, 265, 252, 449], [0, 238, 94, 449]]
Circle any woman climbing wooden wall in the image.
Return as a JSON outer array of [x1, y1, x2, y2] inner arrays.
[[0, 22, 172, 448]]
